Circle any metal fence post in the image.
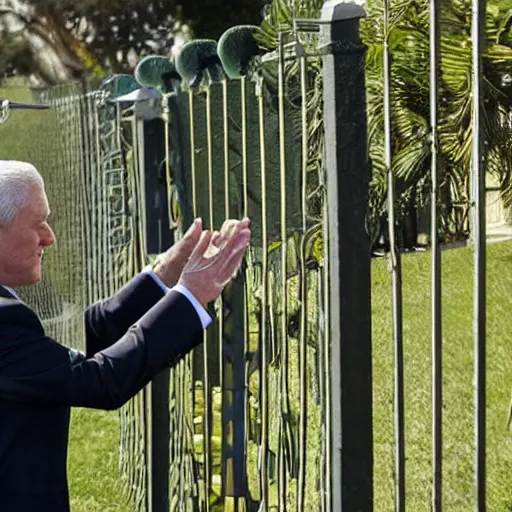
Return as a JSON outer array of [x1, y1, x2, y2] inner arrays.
[[140, 118, 173, 512], [320, 2, 373, 511]]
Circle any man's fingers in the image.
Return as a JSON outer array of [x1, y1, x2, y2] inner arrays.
[[221, 227, 251, 257], [204, 234, 222, 258], [210, 218, 252, 251], [213, 219, 243, 250], [218, 244, 249, 283], [220, 219, 239, 237], [199, 228, 250, 276], [186, 230, 213, 267], [183, 218, 203, 241], [217, 230, 251, 280]]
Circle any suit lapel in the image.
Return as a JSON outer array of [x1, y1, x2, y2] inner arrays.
[[0, 285, 46, 334], [0, 285, 17, 300]]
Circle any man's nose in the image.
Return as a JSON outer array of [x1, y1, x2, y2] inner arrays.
[[42, 225, 56, 247]]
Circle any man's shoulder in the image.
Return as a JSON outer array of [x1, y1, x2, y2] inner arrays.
[[0, 296, 27, 310], [0, 297, 43, 332]]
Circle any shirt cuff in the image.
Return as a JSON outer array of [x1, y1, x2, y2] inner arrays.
[[143, 266, 212, 329], [143, 265, 169, 294], [172, 284, 212, 329]]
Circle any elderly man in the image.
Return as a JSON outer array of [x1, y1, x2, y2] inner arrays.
[[0, 160, 251, 511]]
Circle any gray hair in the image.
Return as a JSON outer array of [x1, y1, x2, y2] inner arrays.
[[0, 160, 44, 225]]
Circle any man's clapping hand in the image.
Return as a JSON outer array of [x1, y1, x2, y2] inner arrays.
[[177, 218, 251, 309], [153, 218, 203, 288]]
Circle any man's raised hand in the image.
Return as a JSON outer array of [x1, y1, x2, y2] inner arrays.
[[154, 218, 203, 288], [177, 218, 251, 309]]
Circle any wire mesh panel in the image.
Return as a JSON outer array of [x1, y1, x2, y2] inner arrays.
[[0, 83, 87, 349]]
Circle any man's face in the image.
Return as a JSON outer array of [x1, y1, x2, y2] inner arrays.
[[0, 182, 56, 287]]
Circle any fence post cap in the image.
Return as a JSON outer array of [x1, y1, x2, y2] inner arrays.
[[321, 1, 366, 22]]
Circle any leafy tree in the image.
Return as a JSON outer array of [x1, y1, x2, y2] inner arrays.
[[1, 0, 265, 82], [48, 0, 264, 70], [362, 0, 512, 243], [256, 0, 512, 246]]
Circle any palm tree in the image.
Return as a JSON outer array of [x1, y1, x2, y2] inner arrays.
[[363, 0, 512, 244], [257, 0, 512, 246]]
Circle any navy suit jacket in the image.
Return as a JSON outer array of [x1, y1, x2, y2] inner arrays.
[[0, 274, 204, 511]]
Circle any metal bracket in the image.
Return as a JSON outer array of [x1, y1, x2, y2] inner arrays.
[[0, 99, 51, 124], [0, 100, 9, 124]]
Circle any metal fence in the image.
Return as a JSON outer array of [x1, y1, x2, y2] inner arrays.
[[131, 11, 337, 512], [111, 1, 505, 509], [2, 0, 512, 510]]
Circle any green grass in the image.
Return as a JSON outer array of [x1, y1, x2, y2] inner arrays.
[[0, 85, 55, 162], [68, 408, 133, 512], [373, 240, 512, 511]]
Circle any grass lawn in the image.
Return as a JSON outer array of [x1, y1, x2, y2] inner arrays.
[[372, 240, 512, 511], [68, 408, 133, 512]]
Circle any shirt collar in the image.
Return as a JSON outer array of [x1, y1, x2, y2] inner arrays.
[[0, 285, 20, 300]]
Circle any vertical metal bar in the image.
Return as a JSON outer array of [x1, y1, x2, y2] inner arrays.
[[144, 386, 152, 512], [189, 89, 211, 511], [221, 77, 249, 508], [206, 87, 215, 230], [162, 94, 175, 229], [140, 118, 173, 512], [177, 361, 186, 506], [94, 103, 107, 300], [87, 94, 96, 300], [471, 0, 487, 510], [257, 75, 270, 509], [189, 92, 198, 221], [239, 76, 250, 512], [220, 77, 229, 503], [134, 119, 148, 267], [97, 105, 108, 300], [223, 80, 230, 221], [205, 85, 215, 512], [241, 76, 249, 218], [240, 70, 250, 503], [78, 94, 93, 306], [383, 1, 406, 509], [277, 29, 289, 512], [323, 211, 332, 512], [429, 1, 443, 510], [321, 3, 373, 510], [297, 45, 309, 512], [240, 73, 250, 501]]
